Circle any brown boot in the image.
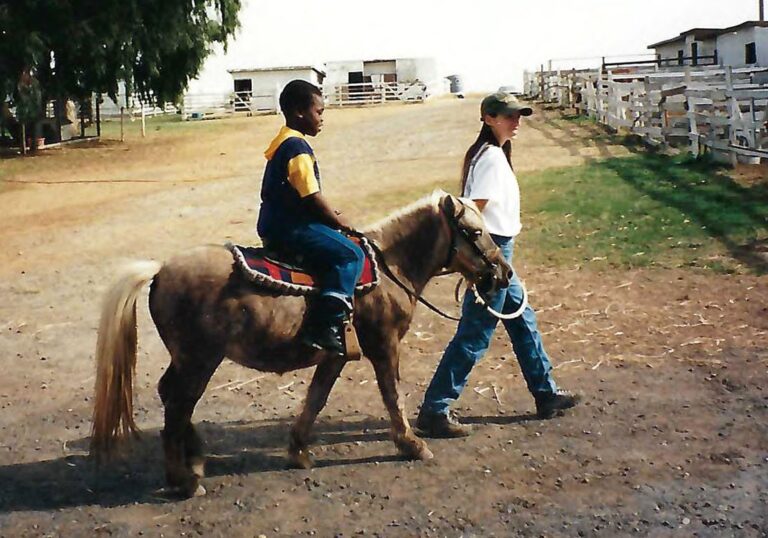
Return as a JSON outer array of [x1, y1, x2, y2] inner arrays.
[[415, 409, 472, 438], [535, 389, 581, 419], [297, 296, 348, 357]]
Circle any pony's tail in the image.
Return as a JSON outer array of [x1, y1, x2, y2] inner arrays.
[[90, 260, 162, 460]]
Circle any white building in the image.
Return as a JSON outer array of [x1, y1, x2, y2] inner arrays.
[[715, 21, 768, 67], [323, 57, 448, 103], [647, 28, 719, 67], [227, 66, 326, 112], [648, 21, 768, 68]]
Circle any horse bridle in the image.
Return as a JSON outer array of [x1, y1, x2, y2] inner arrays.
[[364, 199, 503, 322], [440, 201, 502, 278]]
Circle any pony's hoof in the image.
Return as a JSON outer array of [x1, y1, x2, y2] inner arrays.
[[191, 484, 207, 497], [416, 445, 434, 461], [398, 439, 434, 461], [288, 449, 314, 470]]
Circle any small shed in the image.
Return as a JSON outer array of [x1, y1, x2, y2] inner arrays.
[[647, 28, 720, 66], [648, 21, 768, 68], [227, 66, 326, 112], [323, 57, 447, 103], [715, 21, 768, 67]]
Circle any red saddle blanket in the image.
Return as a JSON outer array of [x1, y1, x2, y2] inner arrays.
[[227, 236, 380, 296]]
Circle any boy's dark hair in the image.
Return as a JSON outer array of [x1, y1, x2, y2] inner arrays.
[[279, 80, 322, 116]]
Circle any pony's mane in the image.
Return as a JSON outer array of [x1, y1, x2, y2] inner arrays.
[[364, 189, 444, 234]]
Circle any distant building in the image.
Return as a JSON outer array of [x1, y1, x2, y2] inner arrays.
[[716, 21, 768, 67], [227, 66, 326, 112], [648, 21, 768, 67], [324, 57, 448, 101]]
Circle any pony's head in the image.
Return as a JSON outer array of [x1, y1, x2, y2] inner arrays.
[[439, 194, 512, 296]]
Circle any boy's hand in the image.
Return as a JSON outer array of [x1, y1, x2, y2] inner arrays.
[[303, 192, 356, 233]]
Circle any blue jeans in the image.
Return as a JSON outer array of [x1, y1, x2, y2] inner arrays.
[[421, 234, 558, 415], [274, 222, 365, 308]]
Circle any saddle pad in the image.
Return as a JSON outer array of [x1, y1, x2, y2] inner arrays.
[[227, 235, 379, 296]]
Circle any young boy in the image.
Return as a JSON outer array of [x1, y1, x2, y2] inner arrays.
[[257, 79, 365, 356]]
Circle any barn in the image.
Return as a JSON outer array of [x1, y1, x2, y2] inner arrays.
[[323, 57, 448, 104], [647, 28, 720, 67], [715, 21, 768, 67], [648, 21, 768, 68], [226, 66, 326, 112]]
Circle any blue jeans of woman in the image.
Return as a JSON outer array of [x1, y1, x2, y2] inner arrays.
[[275, 222, 365, 310], [421, 234, 558, 415]]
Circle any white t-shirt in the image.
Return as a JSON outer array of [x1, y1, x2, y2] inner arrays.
[[463, 144, 522, 237]]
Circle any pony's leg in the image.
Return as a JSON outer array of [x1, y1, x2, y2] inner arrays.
[[158, 354, 221, 497], [288, 356, 347, 469], [371, 356, 434, 461]]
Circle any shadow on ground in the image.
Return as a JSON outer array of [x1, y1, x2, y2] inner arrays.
[[0, 417, 391, 513], [597, 154, 768, 273]]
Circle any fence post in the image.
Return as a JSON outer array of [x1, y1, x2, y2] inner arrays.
[[120, 106, 125, 142], [274, 83, 281, 114], [641, 76, 651, 141], [686, 90, 699, 157], [725, 66, 738, 166], [596, 70, 604, 123], [140, 102, 146, 138], [96, 94, 101, 138]]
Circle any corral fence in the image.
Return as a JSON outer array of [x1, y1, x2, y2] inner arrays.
[[176, 79, 449, 119], [524, 64, 768, 165]]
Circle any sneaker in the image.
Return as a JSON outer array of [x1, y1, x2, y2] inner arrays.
[[535, 389, 581, 419], [415, 409, 472, 438]]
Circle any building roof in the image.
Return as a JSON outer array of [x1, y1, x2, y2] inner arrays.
[[227, 65, 326, 76], [648, 21, 768, 49], [647, 28, 721, 49], [718, 20, 768, 34]]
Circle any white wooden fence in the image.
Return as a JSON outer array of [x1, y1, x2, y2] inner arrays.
[[323, 80, 431, 106], [524, 65, 768, 165], [93, 78, 450, 122], [99, 94, 177, 118]]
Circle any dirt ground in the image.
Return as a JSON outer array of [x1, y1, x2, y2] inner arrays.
[[0, 97, 766, 537]]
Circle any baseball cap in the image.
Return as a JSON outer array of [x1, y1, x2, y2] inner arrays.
[[480, 92, 533, 117]]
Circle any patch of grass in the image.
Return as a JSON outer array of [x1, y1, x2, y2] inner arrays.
[[519, 154, 768, 273], [99, 113, 243, 140], [560, 113, 598, 125]]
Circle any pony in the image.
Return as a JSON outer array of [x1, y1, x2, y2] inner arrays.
[[90, 191, 512, 497]]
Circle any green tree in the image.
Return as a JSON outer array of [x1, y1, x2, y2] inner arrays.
[[0, 0, 241, 107]]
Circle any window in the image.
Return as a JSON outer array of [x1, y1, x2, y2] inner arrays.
[[677, 50, 684, 66], [691, 42, 699, 66], [745, 42, 757, 64]]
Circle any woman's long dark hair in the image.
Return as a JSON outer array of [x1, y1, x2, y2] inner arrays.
[[459, 120, 512, 195]]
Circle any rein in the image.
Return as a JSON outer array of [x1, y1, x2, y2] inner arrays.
[[365, 238, 462, 322]]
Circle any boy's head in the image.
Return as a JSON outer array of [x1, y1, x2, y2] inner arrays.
[[280, 80, 324, 136]]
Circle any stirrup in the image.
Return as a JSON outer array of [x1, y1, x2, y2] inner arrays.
[[342, 315, 361, 361]]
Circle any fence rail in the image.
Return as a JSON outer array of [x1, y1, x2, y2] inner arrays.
[[524, 65, 768, 165], [323, 81, 431, 106]]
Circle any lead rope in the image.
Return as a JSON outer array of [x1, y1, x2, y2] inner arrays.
[[453, 275, 529, 320], [365, 238, 462, 322]]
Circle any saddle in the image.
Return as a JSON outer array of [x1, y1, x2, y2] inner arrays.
[[227, 235, 379, 296], [227, 236, 378, 361]]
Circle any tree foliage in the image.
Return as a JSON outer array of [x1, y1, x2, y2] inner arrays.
[[0, 0, 241, 106]]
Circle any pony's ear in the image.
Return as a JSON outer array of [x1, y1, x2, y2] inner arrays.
[[441, 194, 462, 218]]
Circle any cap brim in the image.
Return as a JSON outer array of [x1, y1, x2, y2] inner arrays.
[[501, 106, 533, 117]]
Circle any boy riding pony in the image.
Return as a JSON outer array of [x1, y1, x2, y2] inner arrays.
[[257, 80, 365, 356]]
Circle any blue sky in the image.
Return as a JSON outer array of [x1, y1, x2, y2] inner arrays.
[[190, 0, 759, 93]]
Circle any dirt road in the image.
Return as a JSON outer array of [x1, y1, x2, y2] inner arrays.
[[0, 98, 766, 537]]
